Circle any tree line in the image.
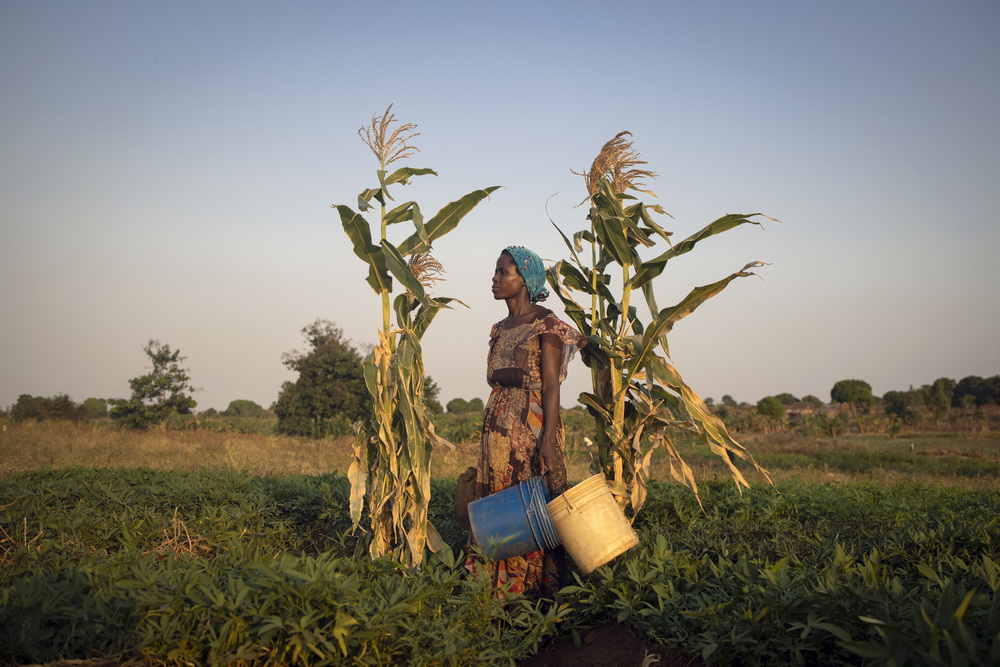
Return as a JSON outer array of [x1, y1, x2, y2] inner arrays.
[[5, 328, 997, 438]]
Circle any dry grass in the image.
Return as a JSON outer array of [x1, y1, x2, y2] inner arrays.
[[2, 420, 997, 492], [0, 420, 357, 478]]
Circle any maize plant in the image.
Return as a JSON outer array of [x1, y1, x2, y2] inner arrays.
[[548, 131, 774, 515], [333, 105, 498, 565]]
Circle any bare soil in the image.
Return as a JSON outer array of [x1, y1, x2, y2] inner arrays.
[[517, 623, 702, 667]]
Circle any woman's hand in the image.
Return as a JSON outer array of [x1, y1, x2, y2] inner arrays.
[[537, 432, 559, 475]]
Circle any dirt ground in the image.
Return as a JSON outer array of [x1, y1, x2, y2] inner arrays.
[[517, 623, 702, 667]]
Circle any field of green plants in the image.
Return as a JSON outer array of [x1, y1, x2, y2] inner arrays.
[[1, 427, 998, 666]]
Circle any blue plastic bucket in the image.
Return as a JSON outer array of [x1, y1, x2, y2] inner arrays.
[[468, 476, 561, 560]]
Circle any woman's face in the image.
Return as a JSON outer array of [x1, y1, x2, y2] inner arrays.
[[492, 252, 525, 301]]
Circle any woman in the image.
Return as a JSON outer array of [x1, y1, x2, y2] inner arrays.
[[467, 246, 588, 599]]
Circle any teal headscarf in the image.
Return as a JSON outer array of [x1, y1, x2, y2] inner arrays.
[[504, 246, 550, 303]]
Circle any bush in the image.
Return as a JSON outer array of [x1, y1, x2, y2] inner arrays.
[[10, 394, 84, 422], [80, 398, 108, 419], [757, 396, 786, 421], [223, 399, 264, 418]]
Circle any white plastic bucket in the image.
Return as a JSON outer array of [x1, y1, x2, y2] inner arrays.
[[546, 474, 639, 574]]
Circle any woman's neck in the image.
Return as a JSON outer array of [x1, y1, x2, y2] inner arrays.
[[502, 297, 544, 326]]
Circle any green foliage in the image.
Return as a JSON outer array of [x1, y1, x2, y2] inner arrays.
[[433, 412, 482, 443], [756, 396, 786, 421], [882, 390, 911, 421], [801, 394, 824, 409], [930, 377, 956, 414], [953, 375, 1000, 407], [563, 480, 1000, 666], [774, 392, 799, 405], [445, 397, 484, 415], [423, 376, 444, 415], [109, 340, 197, 429], [831, 379, 877, 408], [3, 470, 998, 665], [275, 320, 369, 439], [10, 394, 84, 422], [223, 399, 264, 418], [446, 397, 469, 414], [10, 395, 43, 421], [79, 397, 108, 419]]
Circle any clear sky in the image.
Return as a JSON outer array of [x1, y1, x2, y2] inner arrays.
[[2, 0, 998, 412]]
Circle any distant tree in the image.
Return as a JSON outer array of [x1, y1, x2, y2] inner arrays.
[[446, 397, 471, 414], [952, 375, 1000, 407], [41, 394, 84, 421], [756, 396, 786, 420], [468, 397, 484, 413], [952, 376, 985, 407], [830, 379, 877, 409], [275, 320, 369, 438], [988, 376, 1000, 404], [424, 377, 444, 415], [11, 394, 45, 422], [801, 395, 824, 409], [704, 397, 716, 408], [721, 394, 738, 407], [80, 397, 108, 419], [200, 407, 219, 417], [223, 399, 264, 418], [109, 340, 197, 429], [774, 393, 799, 405], [11, 393, 84, 422], [882, 390, 910, 421], [929, 377, 955, 415]]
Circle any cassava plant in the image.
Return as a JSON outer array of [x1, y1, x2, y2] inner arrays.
[[333, 105, 498, 566], [549, 131, 774, 514]]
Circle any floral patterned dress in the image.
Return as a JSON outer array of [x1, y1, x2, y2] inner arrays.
[[467, 311, 587, 599]]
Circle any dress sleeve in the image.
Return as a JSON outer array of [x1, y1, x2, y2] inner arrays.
[[534, 313, 588, 383]]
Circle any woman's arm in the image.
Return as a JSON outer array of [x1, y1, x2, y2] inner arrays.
[[537, 332, 563, 475]]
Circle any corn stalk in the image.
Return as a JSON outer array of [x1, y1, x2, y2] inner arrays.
[[549, 132, 774, 515], [333, 106, 498, 566]]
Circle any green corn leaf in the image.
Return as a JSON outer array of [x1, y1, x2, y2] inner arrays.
[[375, 170, 395, 203], [412, 296, 466, 340], [578, 392, 612, 421], [357, 187, 384, 212], [383, 200, 417, 226], [574, 229, 594, 249], [393, 293, 415, 329], [337, 205, 391, 293], [366, 264, 392, 293], [384, 166, 437, 186], [396, 186, 500, 255], [381, 240, 428, 307], [621, 207, 655, 248], [625, 201, 673, 243], [557, 261, 616, 302], [548, 223, 586, 272], [409, 201, 429, 250], [631, 213, 773, 289], [592, 212, 636, 268]]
